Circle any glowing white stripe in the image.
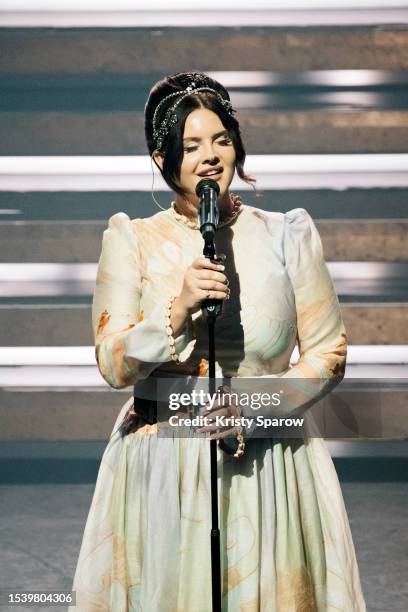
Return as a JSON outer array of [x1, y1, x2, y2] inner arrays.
[[1, 155, 408, 191], [0, 346, 94, 365], [0, 345, 407, 366], [208, 70, 405, 88], [0, 209, 21, 215], [0, 261, 406, 287], [326, 441, 408, 457], [3, 1, 408, 9], [0, 263, 97, 296], [0, 366, 103, 387], [327, 262, 407, 280], [0, 263, 96, 282], [0, 364, 407, 387], [1, 1, 408, 26], [0, 262, 404, 296]]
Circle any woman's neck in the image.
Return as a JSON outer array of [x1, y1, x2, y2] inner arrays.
[[174, 191, 233, 222]]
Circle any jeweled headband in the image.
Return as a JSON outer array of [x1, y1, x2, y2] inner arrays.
[[152, 73, 234, 151]]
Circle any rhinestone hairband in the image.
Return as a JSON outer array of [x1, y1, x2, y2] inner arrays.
[[152, 75, 234, 151]]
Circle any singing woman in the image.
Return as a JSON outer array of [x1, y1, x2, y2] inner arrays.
[[70, 71, 366, 611]]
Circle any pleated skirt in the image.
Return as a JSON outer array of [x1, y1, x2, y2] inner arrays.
[[69, 398, 366, 612]]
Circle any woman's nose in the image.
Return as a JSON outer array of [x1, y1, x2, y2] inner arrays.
[[202, 144, 219, 164]]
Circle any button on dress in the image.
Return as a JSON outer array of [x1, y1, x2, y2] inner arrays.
[[69, 203, 366, 611]]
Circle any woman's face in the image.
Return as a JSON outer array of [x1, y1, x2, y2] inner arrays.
[[178, 107, 236, 203]]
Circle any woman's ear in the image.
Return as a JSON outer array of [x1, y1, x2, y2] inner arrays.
[[152, 150, 164, 171]]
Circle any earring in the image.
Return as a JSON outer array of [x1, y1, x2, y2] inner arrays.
[[150, 153, 166, 211]]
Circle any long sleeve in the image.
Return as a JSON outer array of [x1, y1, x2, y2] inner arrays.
[[274, 206, 347, 416], [92, 212, 196, 389], [238, 207, 347, 424]]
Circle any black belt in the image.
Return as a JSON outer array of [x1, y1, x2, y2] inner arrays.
[[133, 382, 244, 457], [133, 394, 158, 425]]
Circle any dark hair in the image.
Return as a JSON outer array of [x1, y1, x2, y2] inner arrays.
[[144, 71, 255, 196]]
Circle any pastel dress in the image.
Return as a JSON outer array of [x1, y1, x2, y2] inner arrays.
[[69, 203, 367, 612]]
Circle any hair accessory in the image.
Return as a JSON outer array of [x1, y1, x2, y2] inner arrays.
[[152, 73, 234, 151]]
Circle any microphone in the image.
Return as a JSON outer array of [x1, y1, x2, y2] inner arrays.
[[195, 178, 220, 243]]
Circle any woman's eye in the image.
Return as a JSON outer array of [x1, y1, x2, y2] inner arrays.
[[183, 137, 231, 153]]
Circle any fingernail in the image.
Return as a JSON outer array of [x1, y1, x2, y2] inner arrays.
[[218, 265, 225, 270]]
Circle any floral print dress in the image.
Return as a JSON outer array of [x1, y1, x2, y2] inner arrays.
[[69, 202, 366, 611]]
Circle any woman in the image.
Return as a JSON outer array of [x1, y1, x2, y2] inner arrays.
[[70, 72, 366, 611]]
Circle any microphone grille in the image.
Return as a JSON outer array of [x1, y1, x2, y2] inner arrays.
[[195, 178, 220, 198]]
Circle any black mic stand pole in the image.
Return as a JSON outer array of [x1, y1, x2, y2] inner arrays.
[[201, 235, 223, 612], [196, 177, 224, 610]]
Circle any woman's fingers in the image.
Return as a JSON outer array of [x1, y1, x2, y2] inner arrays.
[[202, 426, 242, 441], [196, 269, 227, 283], [198, 420, 233, 434], [183, 257, 230, 305], [208, 427, 241, 441], [197, 423, 220, 433], [202, 400, 240, 417], [197, 398, 243, 439], [198, 279, 229, 293], [201, 405, 228, 418], [193, 256, 225, 272], [193, 260, 228, 286], [198, 405, 239, 430], [198, 280, 230, 300]]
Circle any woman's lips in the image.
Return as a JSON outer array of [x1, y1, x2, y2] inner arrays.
[[197, 168, 223, 179]]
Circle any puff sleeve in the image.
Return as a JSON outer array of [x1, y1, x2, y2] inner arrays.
[[272, 207, 347, 417], [92, 212, 196, 389]]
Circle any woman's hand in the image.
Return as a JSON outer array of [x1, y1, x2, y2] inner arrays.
[[178, 256, 230, 314], [197, 386, 242, 441]]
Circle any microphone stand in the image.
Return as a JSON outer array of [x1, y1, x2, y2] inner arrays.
[[201, 235, 223, 612], [196, 178, 223, 611]]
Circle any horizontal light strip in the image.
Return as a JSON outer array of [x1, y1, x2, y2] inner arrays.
[[2, 69, 406, 90], [0, 209, 22, 215], [327, 262, 408, 280], [0, 263, 96, 282], [208, 70, 408, 89], [325, 441, 408, 457], [0, 347, 94, 366], [0, 262, 405, 281], [0, 345, 407, 366], [0, 263, 96, 297], [0, 440, 405, 459], [0, 366, 103, 387], [1, 262, 405, 297], [2, 155, 408, 192], [5, 0, 408, 9], [0, 365, 407, 387], [1, 1, 408, 26]]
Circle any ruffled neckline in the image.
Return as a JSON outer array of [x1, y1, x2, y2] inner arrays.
[[169, 193, 243, 230]]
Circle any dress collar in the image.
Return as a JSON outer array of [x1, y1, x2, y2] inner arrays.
[[169, 193, 243, 230]]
